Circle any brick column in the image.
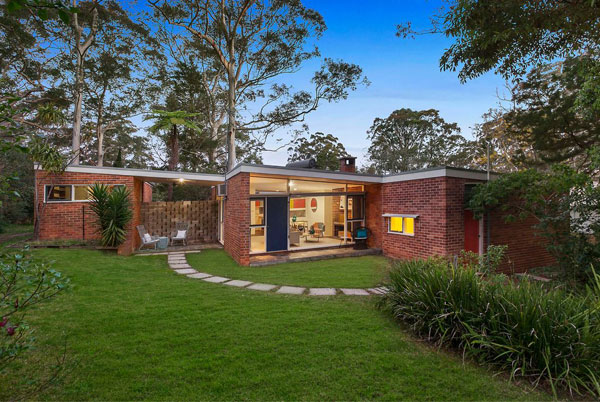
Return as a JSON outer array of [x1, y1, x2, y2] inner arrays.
[[223, 173, 250, 265]]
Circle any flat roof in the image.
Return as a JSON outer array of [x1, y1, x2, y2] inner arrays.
[[35, 163, 499, 185], [35, 164, 225, 185], [228, 163, 498, 183]]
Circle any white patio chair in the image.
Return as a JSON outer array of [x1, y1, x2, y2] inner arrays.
[[137, 225, 160, 250], [170, 222, 189, 246]]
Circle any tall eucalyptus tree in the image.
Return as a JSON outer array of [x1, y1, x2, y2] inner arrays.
[[150, 0, 367, 171]]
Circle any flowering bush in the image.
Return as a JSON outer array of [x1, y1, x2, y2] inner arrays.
[[0, 247, 69, 371]]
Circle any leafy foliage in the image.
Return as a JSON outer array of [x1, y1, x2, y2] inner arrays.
[[287, 132, 347, 171], [381, 258, 600, 398], [88, 184, 132, 247], [468, 163, 600, 283], [503, 55, 600, 170], [469, 109, 538, 173], [0, 247, 69, 371], [366, 108, 474, 174], [399, 0, 600, 83]]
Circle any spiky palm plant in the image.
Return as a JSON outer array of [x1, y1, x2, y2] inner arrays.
[[89, 184, 133, 247]]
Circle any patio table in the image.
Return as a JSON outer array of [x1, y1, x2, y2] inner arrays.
[[157, 236, 169, 250]]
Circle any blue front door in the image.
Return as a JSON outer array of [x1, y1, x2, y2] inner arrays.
[[266, 197, 288, 252]]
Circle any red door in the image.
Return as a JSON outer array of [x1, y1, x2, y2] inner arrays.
[[464, 210, 480, 254]]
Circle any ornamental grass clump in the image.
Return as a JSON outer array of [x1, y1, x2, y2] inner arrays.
[[89, 184, 133, 247], [381, 259, 600, 398]]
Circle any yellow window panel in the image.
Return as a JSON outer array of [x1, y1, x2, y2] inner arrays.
[[404, 217, 415, 235], [390, 217, 403, 232]]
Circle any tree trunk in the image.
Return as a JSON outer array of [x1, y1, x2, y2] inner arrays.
[[209, 123, 219, 166], [96, 103, 104, 166], [70, 1, 98, 165], [72, 53, 84, 165], [226, 61, 237, 171], [167, 124, 179, 202]]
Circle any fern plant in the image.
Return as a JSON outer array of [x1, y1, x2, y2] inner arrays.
[[89, 184, 133, 247]]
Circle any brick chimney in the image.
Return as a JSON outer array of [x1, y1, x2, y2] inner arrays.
[[339, 156, 357, 173]]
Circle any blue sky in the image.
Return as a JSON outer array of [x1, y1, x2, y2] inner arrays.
[[259, 0, 507, 168]]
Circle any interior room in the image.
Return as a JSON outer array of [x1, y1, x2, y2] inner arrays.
[[249, 176, 366, 254]]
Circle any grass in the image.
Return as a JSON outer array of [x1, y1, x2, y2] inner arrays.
[[0, 249, 544, 400], [0, 223, 33, 235], [187, 249, 391, 288]]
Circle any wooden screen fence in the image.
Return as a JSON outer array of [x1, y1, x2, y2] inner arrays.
[[141, 200, 219, 243]]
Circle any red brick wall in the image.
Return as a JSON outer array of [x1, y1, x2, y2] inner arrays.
[[34, 170, 141, 255], [223, 173, 250, 265], [142, 182, 153, 203], [488, 210, 555, 273], [381, 177, 451, 259], [379, 175, 555, 273]]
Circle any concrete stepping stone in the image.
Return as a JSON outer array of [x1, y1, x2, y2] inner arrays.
[[368, 287, 387, 295], [168, 257, 187, 262], [187, 272, 212, 279], [308, 288, 336, 296], [340, 288, 370, 296], [247, 283, 278, 292], [224, 280, 253, 288], [174, 268, 197, 275], [276, 286, 306, 295], [169, 264, 192, 269], [202, 276, 230, 283]]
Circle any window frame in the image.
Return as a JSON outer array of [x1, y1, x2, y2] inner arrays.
[[44, 184, 125, 203], [384, 214, 418, 237], [249, 197, 267, 254]]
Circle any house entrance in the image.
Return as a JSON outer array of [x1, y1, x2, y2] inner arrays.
[[266, 197, 288, 252]]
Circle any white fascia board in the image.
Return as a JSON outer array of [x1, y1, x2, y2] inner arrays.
[[382, 213, 419, 218], [446, 169, 499, 181], [382, 168, 446, 183], [46, 165, 225, 183], [382, 167, 499, 183], [226, 164, 382, 183]]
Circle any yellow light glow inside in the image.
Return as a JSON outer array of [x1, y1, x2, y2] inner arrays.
[[390, 217, 403, 232], [404, 217, 415, 235]]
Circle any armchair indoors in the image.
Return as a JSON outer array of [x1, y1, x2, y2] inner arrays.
[[310, 222, 325, 241]]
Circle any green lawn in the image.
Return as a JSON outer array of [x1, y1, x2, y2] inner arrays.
[[0, 249, 544, 400], [187, 249, 391, 288], [0, 223, 33, 235]]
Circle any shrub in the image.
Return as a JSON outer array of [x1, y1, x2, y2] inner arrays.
[[0, 247, 69, 370], [89, 184, 133, 247], [381, 258, 600, 398], [468, 165, 600, 284]]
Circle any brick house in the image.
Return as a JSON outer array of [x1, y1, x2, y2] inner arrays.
[[34, 159, 554, 272]]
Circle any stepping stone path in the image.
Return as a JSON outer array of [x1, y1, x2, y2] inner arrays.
[[166, 252, 389, 298], [174, 268, 198, 275], [340, 288, 371, 296], [247, 283, 278, 292], [276, 286, 306, 295], [309, 288, 336, 296]]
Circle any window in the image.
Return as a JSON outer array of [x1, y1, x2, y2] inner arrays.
[[74, 185, 91, 201], [250, 198, 266, 253], [45, 185, 72, 202], [347, 195, 364, 220], [289, 180, 346, 194], [250, 199, 265, 226], [250, 177, 287, 194], [44, 184, 125, 202], [387, 215, 417, 236]]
